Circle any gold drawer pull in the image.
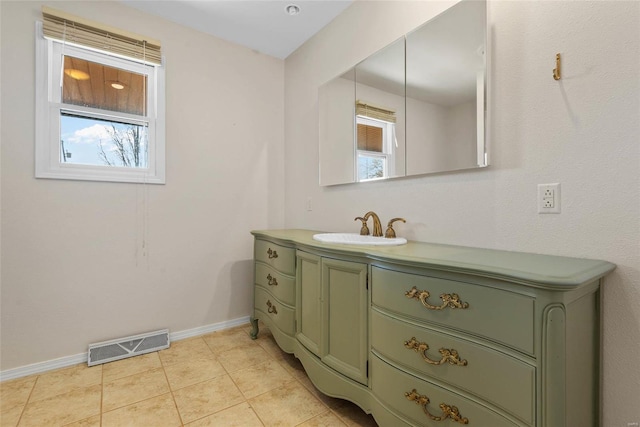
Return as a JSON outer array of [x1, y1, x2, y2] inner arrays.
[[267, 248, 279, 259], [266, 274, 278, 286], [405, 286, 469, 310], [266, 300, 278, 315], [404, 337, 468, 366], [405, 389, 469, 424]]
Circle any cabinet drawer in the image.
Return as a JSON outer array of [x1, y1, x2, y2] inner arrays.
[[371, 266, 535, 354], [371, 310, 534, 424], [254, 286, 295, 335], [255, 262, 295, 306], [254, 239, 296, 275], [371, 355, 520, 427]]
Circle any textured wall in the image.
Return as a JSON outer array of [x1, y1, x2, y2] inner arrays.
[[284, 1, 639, 425], [0, 0, 285, 370]]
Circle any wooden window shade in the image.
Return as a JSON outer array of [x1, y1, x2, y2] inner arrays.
[[42, 6, 162, 65], [357, 124, 383, 152], [356, 101, 396, 123]]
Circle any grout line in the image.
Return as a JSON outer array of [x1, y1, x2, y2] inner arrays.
[[225, 361, 249, 400], [102, 354, 162, 383], [100, 392, 177, 423], [100, 364, 104, 427], [294, 406, 335, 427], [99, 366, 168, 414], [248, 403, 267, 427], [14, 375, 38, 426], [246, 399, 268, 427], [328, 408, 350, 427], [159, 351, 185, 427]]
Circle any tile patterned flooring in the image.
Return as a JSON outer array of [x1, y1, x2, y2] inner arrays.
[[0, 324, 378, 427]]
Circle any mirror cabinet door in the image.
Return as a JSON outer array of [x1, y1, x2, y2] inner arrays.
[[354, 37, 406, 182], [318, 0, 488, 186], [406, 0, 487, 176], [319, 68, 356, 186]]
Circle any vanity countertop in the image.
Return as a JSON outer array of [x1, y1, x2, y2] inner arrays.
[[251, 229, 616, 289]]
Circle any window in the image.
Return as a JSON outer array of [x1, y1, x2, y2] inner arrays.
[[356, 116, 395, 182], [355, 101, 396, 182], [35, 10, 165, 184]]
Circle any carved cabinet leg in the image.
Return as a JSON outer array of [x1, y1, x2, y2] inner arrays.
[[250, 316, 259, 339]]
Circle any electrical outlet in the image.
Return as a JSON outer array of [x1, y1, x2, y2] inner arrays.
[[538, 183, 561, 214], [306, 197, 312, 211]]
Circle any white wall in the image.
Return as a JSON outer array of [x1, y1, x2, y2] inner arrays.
[[446, 101, 477, 169], [319, 75, 355, 185], [0, 1, 285, 370], [406, 96, 448, 174], [284, 1, 639, 425]]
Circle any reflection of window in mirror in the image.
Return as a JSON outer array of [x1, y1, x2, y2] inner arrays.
[[356, 101, 396, 181]]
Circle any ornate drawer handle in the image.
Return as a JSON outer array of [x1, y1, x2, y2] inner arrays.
[[266, 300, 278, 315], [266, 274, 278, 286], [404, 337, 468, 366], [405, 389, 469, 424], [267, 248, 278, 259], [405, 286, 469, 310]]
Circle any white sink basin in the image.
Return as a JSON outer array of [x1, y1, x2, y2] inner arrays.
[[313, 233, 407, 246]]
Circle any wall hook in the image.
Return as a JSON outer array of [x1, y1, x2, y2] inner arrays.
[[553, 53, 561, 80]]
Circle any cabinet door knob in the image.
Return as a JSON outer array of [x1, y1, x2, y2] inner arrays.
[[266, 274, 278, 286], [405, 389, 469, 424], [404, 337, 468, 366], [266, 300, 278, 315], [405, 286, 469, 310], [267, 248, 279, 259]]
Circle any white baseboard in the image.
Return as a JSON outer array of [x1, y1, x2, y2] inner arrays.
[[169, 316, 251, 342], [0, 316, 251, 382]]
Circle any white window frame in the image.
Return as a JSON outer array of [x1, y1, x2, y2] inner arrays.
[[35, 22, 166, 184], [356, 116, 395, 181], [357, 152, 388, 182]]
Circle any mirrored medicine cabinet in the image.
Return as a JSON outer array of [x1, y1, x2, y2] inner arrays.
[[319, 0, 488, 186]]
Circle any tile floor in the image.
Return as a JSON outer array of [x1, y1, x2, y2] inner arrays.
[[0, 324, 378, 427]]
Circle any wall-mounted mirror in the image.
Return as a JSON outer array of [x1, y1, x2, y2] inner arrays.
[[319, 68, 355, 186], [354, 37, 405, 182], [406, 0, 487, 176], [318, 0, 488, 186]]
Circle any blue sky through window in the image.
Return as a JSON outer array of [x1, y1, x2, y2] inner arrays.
[[61, 115, 148, 168]]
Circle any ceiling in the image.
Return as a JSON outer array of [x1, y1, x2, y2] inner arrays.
[[63, 57, 146, 116], [120, 0, 353, 59]]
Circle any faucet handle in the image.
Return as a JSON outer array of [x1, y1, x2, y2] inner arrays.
[[385, 218, 406, 238], [354, 216, 370, 236]]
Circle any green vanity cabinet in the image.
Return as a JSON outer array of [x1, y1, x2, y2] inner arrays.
[[370, 263, 535, 426], [320, 257, 368, 385], [250, 229, 615, 427], [295, 250, 322, 356], [251, 238, 297, 352], [296, 250, 368, 385]]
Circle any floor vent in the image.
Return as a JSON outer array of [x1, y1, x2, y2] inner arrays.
[[88, 329, 170, 366]]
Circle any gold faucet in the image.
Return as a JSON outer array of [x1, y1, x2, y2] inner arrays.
[[364, 211, 383, 237], [354, 216, 370, 236], [385, 218, 406, 238]]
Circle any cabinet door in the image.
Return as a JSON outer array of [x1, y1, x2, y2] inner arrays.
[[296, 251, 322, 356], [321, 258, 368, 385]]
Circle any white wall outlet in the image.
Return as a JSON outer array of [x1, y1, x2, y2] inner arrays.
[[537, 183, 561, 214], [306, 197, 312, 211]]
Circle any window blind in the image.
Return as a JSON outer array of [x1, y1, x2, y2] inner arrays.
[[355, 101, 396, 124], [42, 6, 162, 65], [357, 124, 383, 152]]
